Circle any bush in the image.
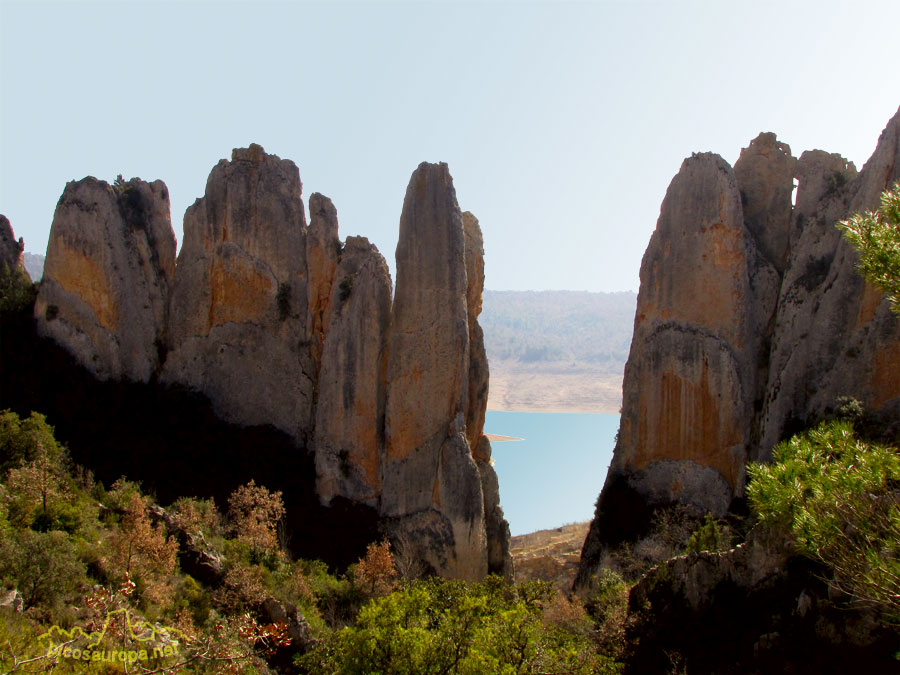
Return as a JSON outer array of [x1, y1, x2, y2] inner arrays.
[[583, 568, 629, 662], [0, 410, 66, 476], [747, 420, 900, 621], [0, 528, 87, 615], [0, 261, 36, 315], [227, 480, 285, 561], [297, 577, 617, 674], [837, 180, 900, 313], [684, 514, 734, 555], [353, 539, 398, 598]]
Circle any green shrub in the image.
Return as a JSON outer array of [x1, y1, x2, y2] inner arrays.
[[583, 568, 629, 663], [684, 514, 733, 555], [747, 420, 900, 621], [0, 410, 66, 476], [838, 181, 900, 313], [0, 261, 36, 314], [0, 528, 87, 616], [297, 577, 616, 674]]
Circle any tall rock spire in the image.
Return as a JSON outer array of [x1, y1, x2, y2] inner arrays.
[[162, 145, 315, 440], [382, 162, 488, 580], [314, 235, 392, 507], [608, 153, 759, 518]]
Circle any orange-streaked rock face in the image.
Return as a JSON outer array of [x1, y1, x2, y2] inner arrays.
[[45, 238, 117, 332], [35, 177, 176, 383], [163, 144, 313, 437], [633, 359, 744, 490], [612, 152, 763, 515], [381, 162, 489, 580], [760, 108, 900, 453], [208, 245, 276, 329], [384, 163, 470, 467], [578, 107, 900, 590], [637, 223, 749, 350], [314, 236, 392, 507], [306, 193, 341, 373]]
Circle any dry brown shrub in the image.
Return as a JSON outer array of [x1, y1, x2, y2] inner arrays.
[[227, 480, 285, 555], [353, 540, 398, 596]]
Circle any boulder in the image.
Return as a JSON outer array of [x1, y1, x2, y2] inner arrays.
[[35, 177, 176, 382]]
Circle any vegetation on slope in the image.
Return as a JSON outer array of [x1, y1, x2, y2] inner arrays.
[[0, 409, 628, 674]]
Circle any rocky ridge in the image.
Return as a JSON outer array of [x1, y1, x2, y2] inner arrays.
[[1, 215, 29, 277], [24, 146, 510, 579], [578, 107, 900, 584]]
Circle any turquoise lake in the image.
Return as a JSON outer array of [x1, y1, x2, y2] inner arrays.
[[485, 411, 619, 536]]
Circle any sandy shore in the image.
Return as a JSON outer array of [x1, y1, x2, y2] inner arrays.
[[484, 433, 524, 442], [487, 363, 623, 414]]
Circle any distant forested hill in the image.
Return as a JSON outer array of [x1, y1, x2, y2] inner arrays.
[[480, 290, 637, 413], [481, 290, 636, 371], [24, 252, 44, 280]]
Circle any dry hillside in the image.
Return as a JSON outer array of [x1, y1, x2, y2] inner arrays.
[[510, 521, 591, 590]]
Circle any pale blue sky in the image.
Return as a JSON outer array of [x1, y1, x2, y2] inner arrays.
[[1, 0, 898, 292]]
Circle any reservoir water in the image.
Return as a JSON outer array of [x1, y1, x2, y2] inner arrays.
[[485, 411, 619, 536]]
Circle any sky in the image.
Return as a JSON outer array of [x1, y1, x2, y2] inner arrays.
[[1, 0, 898, 293]]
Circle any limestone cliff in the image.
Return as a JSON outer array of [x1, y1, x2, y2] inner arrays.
[[35, 177, 176, 382], [381, 163, 488, 580], [760, 112, 900, 451], [463, 211, 512, 578], [162, 145, 315, 439], [306, 193, 341, 375], [579, 107, 900, 585], [314, 235, 392, 507], [608, 152, 765, 517], [30, 147, 508, 579]]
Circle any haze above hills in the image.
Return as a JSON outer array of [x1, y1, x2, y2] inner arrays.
[[482, 290, 634, 413]]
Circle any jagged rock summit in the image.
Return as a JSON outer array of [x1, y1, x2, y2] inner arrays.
[[162, 146, 315, 439], [1, 215, 29, 278], [578, 107, 900, 585], [33, 146, 510, 579]]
